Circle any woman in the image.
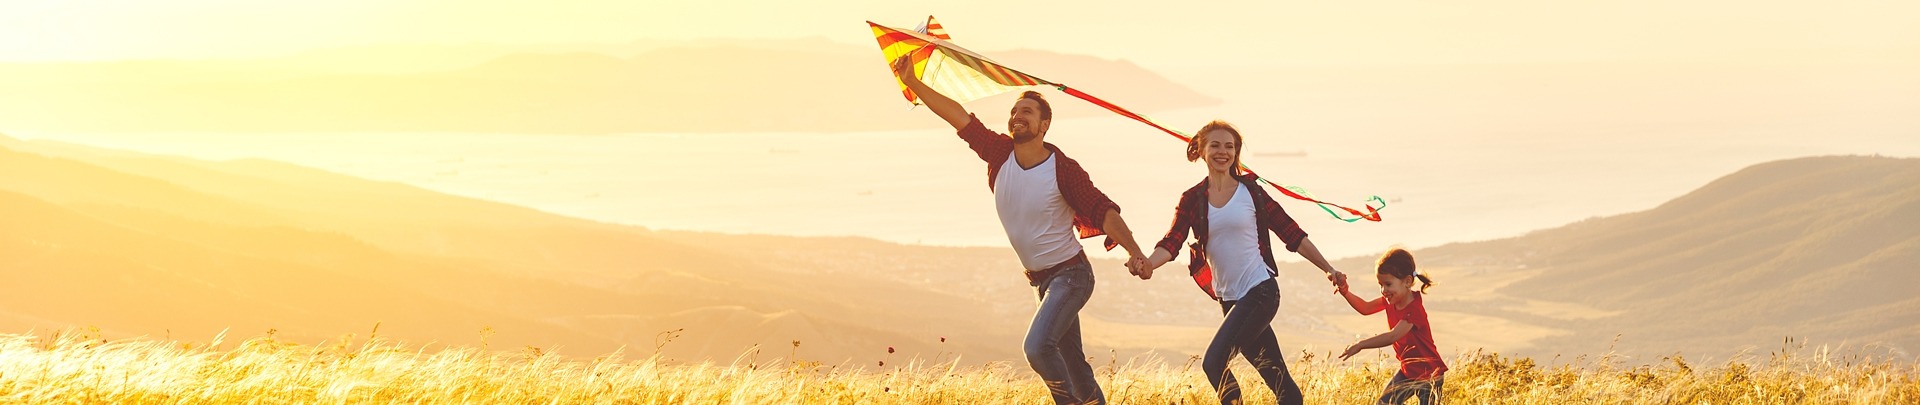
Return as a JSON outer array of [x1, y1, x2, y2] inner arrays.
[[1133, 120, 1348, 405]]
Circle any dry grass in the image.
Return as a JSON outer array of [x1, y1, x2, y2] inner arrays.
[[0, 330, 1913, 404]]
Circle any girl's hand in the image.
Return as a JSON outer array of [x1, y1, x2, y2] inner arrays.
[[1338, 344, 1362, 361]]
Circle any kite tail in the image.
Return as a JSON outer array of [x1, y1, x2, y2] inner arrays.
[[1056, 85, 1387, 222], [1252, 174, 1386, 223]]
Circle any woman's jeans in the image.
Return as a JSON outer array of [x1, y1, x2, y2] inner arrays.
[[1207, 278, 1302, 405]]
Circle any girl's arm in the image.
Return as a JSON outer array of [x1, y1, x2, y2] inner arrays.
[[1340, 287, 1387, 315], [1339, 321, 1415, 360]]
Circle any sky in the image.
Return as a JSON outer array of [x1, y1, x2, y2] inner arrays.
[[3, 0, 1915, 252], [5, 0, 1916, 67]]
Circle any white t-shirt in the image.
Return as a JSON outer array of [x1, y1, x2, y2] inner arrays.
[[1205, 183, 1277, 301], [994, 151, 1084, 271]]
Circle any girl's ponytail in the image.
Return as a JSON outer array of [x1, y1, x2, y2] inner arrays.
[[1377, 248, 1436, 293]]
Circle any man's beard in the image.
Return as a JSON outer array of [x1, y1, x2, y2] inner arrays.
[[1010, 129, 1038, 143], [1009, 120, 1039, 143]]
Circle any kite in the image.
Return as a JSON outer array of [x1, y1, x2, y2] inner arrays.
[[869, 16, 1387, 223]]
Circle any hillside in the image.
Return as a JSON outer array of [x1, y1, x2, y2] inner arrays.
[[0, 40, 1218, 134], [1296, 155, 1920, 361], [5, 130, 1913, 365], [0, 133, 1041, 363]]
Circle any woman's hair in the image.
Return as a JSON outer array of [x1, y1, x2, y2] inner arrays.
[[1186, 120, 1245, 170], [1376, 248, 1435, 293]]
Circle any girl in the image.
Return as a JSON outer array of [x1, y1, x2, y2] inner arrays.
[[1338, 248, 1446, 404], [1135, 120, 1349, 405]]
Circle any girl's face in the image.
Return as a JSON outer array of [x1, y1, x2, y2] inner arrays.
[[1201, 129, 1240, 174], [1378, 273, 1414, 305]]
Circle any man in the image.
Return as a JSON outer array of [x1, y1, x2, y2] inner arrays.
[[893, 58, 1147, 405]]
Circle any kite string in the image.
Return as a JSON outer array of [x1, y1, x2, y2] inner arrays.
[[872, 21, 1382, 221], [1051, 85, 1386, 222]]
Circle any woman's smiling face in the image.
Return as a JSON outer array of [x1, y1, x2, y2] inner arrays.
[[1201, 128, 1240, 174]]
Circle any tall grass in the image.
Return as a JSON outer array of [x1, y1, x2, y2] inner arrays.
[[0, 331, 1912, 404]]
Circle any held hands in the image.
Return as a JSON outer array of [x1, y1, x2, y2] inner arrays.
[[1125, 256, 1152, 280], [1328, 270, 1349, 294], [1125, 255, 1162, 280]]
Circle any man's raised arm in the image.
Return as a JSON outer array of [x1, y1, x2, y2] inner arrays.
[[892, 58, 971, 130]]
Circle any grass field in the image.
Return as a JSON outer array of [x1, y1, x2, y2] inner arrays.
[[0, 331, 1913, 404]]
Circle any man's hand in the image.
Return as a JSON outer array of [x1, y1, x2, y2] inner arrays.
[[888, 56, 969, 130], [1121, 257, 1144, 278], [891, 57, 916, 82]]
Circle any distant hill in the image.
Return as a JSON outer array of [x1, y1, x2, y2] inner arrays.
[[0, 39, 1218, 134], [1297, 155, 1920, 361], [0, 133, 1047, 363]]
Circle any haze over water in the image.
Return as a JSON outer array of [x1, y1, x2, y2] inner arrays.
[[20, 62, 1916, 260]]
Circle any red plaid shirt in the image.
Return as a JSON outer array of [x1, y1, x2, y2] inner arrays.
[[957, 114, 1121, 251], [1153, 174, 1308, 299]]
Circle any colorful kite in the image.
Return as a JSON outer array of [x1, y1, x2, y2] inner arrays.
[[869, 16, 1387, 223]]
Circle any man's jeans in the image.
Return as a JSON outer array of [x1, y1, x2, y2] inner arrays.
[[1025, 261, 1103, 405]]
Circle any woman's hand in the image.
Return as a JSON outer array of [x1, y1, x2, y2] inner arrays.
[[1328, 270, 1349, 294], [1131, 247, 1173, 280], [1127, 256, 1153, 280]]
